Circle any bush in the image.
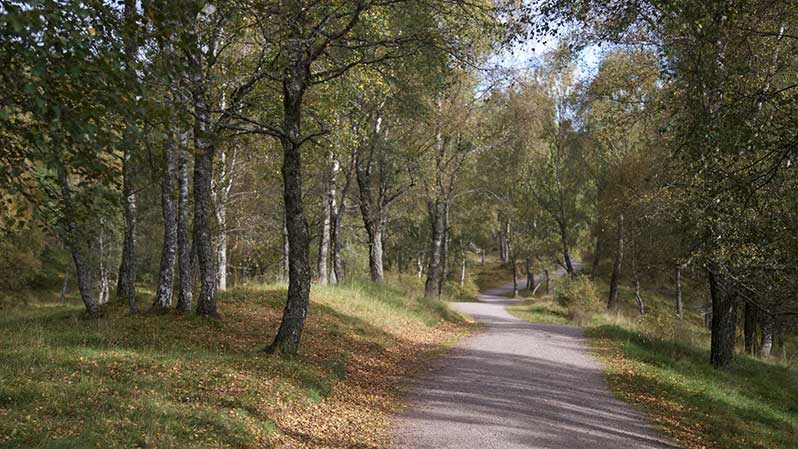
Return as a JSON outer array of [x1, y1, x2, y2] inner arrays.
[[446, 271, 480, 300], [0, 227, 45, 291], [555, 275, 602, 324]]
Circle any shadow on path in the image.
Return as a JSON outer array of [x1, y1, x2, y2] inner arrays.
[[392, 283, 677, 449]]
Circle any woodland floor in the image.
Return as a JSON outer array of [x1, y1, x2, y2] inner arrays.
[[0, 276, 470, 449]]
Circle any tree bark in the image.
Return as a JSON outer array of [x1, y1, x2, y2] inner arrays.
[[558, 219, 575, 275], [759, 313, 774, 357], [437, 203, 450, 300], [424, 199, 445, 299], [526, 257, 535, 293], [60, 267, 69, 304], [708, 267, 737, 368], [355, 145, 386, 283], [743, 302, 756, 355], [154, 131, 178, 308], [330, 153, 354, 285], [675, 265, 684, 320], [176, 129, 193, 312], [367, 224, 385, 283], [545, 269, 550, 294], [192, 107, 218, 317], [282, 216, 290, 282], [511, 256, 518, 298], [607, 213, 624, 309], [116, 0, 139, 315], [590, 236, 601, 279], [317, 155, 334, 285], [267, 67, 311, 355], [57, 164, 99, 317], [631, 251, 644, 315], [460, 258, 465, 288], [212, 146, 236, 292]]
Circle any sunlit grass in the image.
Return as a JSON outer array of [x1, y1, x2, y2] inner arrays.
[[507, 274, 798, 449], [505, 296, 571, 325], [0, 277, 463, 449]]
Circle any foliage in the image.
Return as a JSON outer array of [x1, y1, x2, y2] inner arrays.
[[0, 227, 44, 291], [554, 275, 601, 323]]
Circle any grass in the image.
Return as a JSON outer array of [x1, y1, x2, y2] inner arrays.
[[472, 257, 514, 292], [505, 297, 570, 325], [0, 277, 467, 449], [506, 275, 798, 449]]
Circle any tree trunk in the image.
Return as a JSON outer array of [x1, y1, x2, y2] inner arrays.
[[503, 221, 511, 263], [154, 133, 178, 309], [526, 257, 535, 293], [367, 224, 385, 283], [417, 252, 424, 279], [217, 231, 227, 291], [355, 147, 386, 284], [675, 265, 684, 320], [460, 258, 465, 288], [760, 314, 774, 357], [424, 199, 445, 299], [97, 222, 110, 305], [558, 220, 575, 275], [117, 0, 138, 315], [775, 318, 785, 358], [743, 302, 756, 355], [60, 268, 69, 303], [545, 269, 550, 294], [212, 133, 237, 293], [607, 213, 624, 309], [267, 71, 311, 355], [329, 215, 343, 285], [282, 217, 290, 282], [192, 115, 218, 317], [176, 130, 193, 312], [317, 155, 334, 285], [511, 255, 518, 298], [120, 158, 138, 314], [437, 203, 450, 300], [330, 155, 352, 285], [57, 164, 99, 317], [631, 251, 644, 315], [590, 236, 601, 279], [708, 267, 737, 368]]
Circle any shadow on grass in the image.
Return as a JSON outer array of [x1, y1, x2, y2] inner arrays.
[[590, 324, 798, 449], [0, 281, 462, 449]]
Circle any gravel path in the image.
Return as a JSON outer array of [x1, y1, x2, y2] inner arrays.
[[392, 281, 678, 449]]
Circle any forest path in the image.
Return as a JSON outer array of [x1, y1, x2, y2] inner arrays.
[[392, 279, 677, 449]]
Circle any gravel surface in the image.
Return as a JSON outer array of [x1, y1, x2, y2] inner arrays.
[[392, 282, 678, 449]]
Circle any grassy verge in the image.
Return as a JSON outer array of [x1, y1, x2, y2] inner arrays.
[[0, 278, 468, 449], [505, 297, 570, 325], [507, 280, 798, 449], [472, 257, 514, 292]]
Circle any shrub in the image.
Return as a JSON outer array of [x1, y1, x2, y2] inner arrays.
[[0, 227, 44, 291], [555, 275, 602, 324]]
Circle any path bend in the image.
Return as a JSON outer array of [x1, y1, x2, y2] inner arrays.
[[392, 282, 677, 449]]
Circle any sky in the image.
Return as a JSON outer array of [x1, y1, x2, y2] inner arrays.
[[492, 37, 604, 82]]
